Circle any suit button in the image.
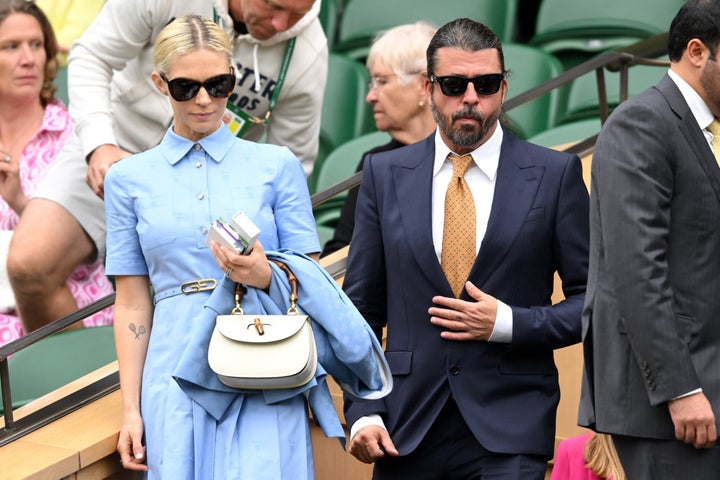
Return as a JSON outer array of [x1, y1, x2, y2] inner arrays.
[[449, 365, 460, 375]]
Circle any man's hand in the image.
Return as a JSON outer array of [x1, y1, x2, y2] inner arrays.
[[347, 425, 399, 464], [429, 281, 498, 341], [87, 144, 132, 198], [668, 392, 717, 449]]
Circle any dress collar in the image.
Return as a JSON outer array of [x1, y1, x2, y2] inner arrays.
[[159, 124, 235, 165]]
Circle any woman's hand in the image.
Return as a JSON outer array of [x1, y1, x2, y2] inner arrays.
[[210, 239, 272, 289], [0, 154, 28, 215], [117, 408, 148, 471]]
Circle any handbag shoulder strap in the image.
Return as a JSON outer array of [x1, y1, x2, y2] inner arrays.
[[269, 260, 299, 314]]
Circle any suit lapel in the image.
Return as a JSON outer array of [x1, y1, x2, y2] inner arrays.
[[393, 137, 454, 295], [469, 133, 543, 289], [657, 75, 720, 205]]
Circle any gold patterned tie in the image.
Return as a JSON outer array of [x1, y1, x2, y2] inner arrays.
[[441, 154, 476, 297], [707, 119, 720, 167]]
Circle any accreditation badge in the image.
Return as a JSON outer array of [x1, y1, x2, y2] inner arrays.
[[224, 103, 252, 137]]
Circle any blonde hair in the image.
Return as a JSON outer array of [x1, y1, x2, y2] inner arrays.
[[366, 21, 436, 85], [154, 14, 232, 75], [584, 433, 626, 480]]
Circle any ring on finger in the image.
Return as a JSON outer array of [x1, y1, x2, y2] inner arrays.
[[225, 266, 233, 278]]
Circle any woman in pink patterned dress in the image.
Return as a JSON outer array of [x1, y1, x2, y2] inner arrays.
[[0, 0, 113, 347]]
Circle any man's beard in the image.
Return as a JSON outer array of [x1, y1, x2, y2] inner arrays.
[[432, 104, 501, 147]]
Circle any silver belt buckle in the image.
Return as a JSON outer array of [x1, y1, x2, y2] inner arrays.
[[181, 278, 218, 294]]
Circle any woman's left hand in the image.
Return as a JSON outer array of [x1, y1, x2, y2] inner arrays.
[[210, 239, 272, 289]]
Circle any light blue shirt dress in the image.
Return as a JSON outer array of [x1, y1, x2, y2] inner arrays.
[[104, 124, 320, 479]]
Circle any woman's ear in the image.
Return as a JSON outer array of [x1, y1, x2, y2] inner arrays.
[[151, 71, 168, 96]]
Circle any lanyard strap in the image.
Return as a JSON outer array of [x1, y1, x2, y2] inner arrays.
[[259, 37, 295, 125]]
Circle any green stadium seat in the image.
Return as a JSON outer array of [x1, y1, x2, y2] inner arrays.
[[311, 53, 375, 193], [502, 43, 564, 139], [316, 224, 337, 250], [333, 0, 518, 61], [319, 0, 340, 50], [558, 58, 667, 124], [527, 117, 602, 149], [312, 131, 391, 228], [0, 326, 116, 413], [530, 0, 684, 69]]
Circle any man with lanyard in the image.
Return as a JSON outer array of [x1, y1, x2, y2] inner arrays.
[[6, 0, 326, 339]]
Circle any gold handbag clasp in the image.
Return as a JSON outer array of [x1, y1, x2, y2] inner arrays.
[[181, 278, 218, 294], [254, 317, 265, 335]]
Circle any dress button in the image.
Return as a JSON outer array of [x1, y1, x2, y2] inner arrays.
[[197, 193, 205, 200], [194, 144, 202, 150], [201, 227, 208, 234], [449, 365, 460, 375], [195, 161, 202, 168]]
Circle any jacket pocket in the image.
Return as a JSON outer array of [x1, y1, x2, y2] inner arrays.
[[385, 351, 412, 376]]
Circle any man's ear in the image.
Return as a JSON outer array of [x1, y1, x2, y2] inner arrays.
[[151, 71, 168, 96], [685, 38, 710, 67]]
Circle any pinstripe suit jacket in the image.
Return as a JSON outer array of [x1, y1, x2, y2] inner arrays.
[[579, 74, 720, 439], [343, 129, 589, 458]]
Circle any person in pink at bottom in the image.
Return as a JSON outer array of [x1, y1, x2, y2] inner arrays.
[[551, 433, 626, 480]]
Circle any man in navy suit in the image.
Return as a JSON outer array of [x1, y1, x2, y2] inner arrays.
[[342, 18, 589, 479]]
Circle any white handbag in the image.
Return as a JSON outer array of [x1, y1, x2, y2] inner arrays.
[[208, 261, 318, 390]]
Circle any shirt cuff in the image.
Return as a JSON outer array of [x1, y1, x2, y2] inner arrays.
[[672, 388, 702, 400], [349, 414, 386, 441], [488, 299, 512, 343]]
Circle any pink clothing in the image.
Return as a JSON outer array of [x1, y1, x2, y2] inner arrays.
[[551, 433, 605, 480], [0, 103, 113, 347]]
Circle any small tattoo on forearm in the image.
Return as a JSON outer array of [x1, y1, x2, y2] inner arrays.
[[129, 323, 147, 340]]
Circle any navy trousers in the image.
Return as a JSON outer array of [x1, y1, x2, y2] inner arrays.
[[372, 398, 547, 480]]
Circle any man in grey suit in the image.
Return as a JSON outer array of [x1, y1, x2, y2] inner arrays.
[[579, 0, 720, 477]]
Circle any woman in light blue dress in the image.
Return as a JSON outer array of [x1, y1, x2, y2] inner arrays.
[[104, 15, 320, 479]]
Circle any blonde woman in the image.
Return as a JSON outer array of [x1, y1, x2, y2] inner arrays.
[[104, 14, 320, 478]]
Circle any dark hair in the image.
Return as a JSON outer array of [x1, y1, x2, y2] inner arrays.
[[0, 0, 59, 106], [426, 18, 505, 78], [667, 0, 720, 62]]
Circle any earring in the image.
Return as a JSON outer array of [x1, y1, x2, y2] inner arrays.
[[419, 100, 425, 108]]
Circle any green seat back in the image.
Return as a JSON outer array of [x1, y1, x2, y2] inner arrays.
[[0, 326, 116, 413], [315, 130, 391, 194], [502, 43, 564, 139], [530, 0, 684, 68], [559, 58, 667, 124], [334, 0, 518, 61], [527, 117, 602, 149], [319, 0, 339, 49], [312, 131, 391, 228], [312, 53, 375, 193]]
